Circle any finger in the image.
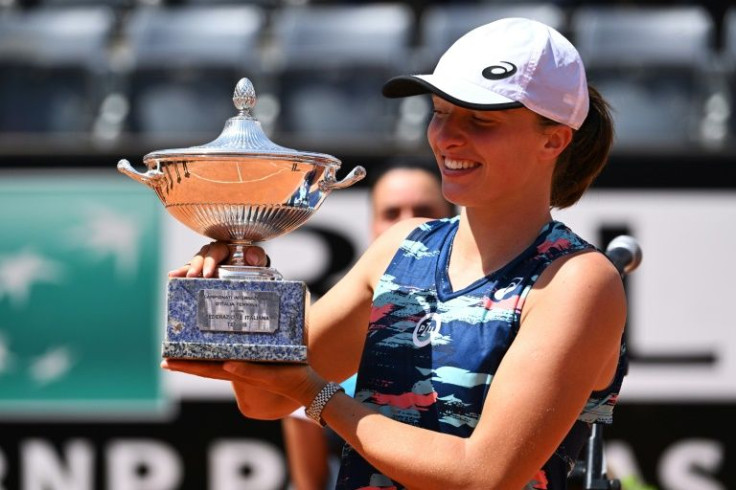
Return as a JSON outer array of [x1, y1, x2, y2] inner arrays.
[[222, 360, 287, 387], [245, 246, 269, 267], [203, 242, 231, 277], [183, 243, 210, 278], [168, 264, 191, 278], [222, 361, 271, 386], [222, 360, 255, 378], [185, 256, 204, 278], [161, 359, 231, 381]]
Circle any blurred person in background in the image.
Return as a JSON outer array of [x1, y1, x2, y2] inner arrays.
[[165, 18, 627, 489], [282, 159, 456, 490]]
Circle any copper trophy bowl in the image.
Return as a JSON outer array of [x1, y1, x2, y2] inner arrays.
[[118, 77, 365, 279], [117, 78, 365, 361]]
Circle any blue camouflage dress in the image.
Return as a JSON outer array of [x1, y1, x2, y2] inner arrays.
[[336, 217, 626, 490]]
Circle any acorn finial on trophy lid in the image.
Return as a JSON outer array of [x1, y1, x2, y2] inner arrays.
[[233, 77, 257, 117]]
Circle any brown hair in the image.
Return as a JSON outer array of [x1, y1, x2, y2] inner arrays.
[[541, 85, 614, 209]]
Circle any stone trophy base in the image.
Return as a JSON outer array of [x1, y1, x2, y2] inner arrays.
[[164, 277, 307, 362]]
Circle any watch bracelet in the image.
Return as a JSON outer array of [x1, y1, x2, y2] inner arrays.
[[305, 382, 344, 426]]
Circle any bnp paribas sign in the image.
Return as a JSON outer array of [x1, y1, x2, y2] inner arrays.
[[0, 171, 163, 416]]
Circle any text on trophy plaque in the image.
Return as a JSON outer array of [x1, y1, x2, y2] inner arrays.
[[198, 290, 280, 333]]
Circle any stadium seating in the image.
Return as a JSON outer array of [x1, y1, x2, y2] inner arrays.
[[571, 6, 720, 150], [416, 3, 567, 73], [724, 7, 736, 142], [121, 5, 267, 140], [0, 2, 732, 153], [0, 6, 116, 134], [267, 3, 414, 146]]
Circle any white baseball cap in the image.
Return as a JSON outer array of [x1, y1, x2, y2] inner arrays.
[[383, 17, 589, 130]]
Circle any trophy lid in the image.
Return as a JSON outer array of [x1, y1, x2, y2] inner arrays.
[[143, 78, 341, 168]]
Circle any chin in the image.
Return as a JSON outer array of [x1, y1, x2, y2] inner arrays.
[[442, 185, 474, 207]]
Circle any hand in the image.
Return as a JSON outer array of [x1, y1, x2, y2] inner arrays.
[[168, 242, 269, 278], [162, 359, 301, 420], [223, 361, 326, 411], [161, 358, 231, 380]]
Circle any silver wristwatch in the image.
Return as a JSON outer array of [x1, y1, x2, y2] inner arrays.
[[306, 382, 344, 426]]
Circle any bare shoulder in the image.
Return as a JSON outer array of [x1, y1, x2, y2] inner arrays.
[[356, 218, 433, 285], [524, 249, 626, 337], [536, 249, 623, 297], [375, 217, 433, 244]]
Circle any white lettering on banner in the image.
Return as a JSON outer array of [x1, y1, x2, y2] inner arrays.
[[21, 439, 93, 490], [106, 440, 182, 490], [607, 439, 727, 490], [659, 440, 725, 490], [3, 437, 287, 490], [605, 441, 645, 483], [555, 191, 736, 401], [208, 440, 286, 490]]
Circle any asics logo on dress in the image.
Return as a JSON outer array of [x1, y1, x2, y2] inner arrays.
[[492, 277, 523, 301]]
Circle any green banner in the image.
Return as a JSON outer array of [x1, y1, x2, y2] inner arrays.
[[0, 171, 163, 415]]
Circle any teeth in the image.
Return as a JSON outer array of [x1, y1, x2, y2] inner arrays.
[[444, 159, 480, 170]]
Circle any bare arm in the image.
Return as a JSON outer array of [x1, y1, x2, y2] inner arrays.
[[282, 417, 332, 490], [166, 225, 626, 488], [226, 249, 626, 488], [329, 251, 625, 488]]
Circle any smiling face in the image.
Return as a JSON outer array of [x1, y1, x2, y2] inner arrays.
[[427, 96, 571, 212]]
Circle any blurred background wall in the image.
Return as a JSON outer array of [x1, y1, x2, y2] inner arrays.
[[0, 1, 735, 489]]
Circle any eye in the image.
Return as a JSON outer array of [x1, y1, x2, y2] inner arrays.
[[431, 97, 451, 116], [472, 113, 496, 124], [382, 208, 400, 221]]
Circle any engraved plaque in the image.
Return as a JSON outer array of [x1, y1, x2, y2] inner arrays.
[[198, 290, 280, 334]]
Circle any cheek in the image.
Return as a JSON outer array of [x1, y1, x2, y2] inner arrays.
[[426, 119, 442, 148], [426, 124, 436, 148], [426, 128, 445, 166]]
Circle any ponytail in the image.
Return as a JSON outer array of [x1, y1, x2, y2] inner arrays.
[[548, 85, 614, 209]]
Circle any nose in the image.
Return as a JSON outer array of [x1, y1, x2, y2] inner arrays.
[[429, 113, 467, 150]]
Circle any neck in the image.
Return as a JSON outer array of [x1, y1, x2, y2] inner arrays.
[[449, 202, 553, 288]]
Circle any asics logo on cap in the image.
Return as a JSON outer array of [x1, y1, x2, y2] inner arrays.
[[482, 61, 517, 80]]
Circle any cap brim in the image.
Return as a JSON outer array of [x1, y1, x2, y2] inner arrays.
[[382, 75, 524, 111]]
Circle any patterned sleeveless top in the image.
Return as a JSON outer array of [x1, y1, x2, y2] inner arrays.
[[336, 218, 626, 490]]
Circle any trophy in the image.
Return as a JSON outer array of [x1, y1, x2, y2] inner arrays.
[[118, 78, 365, 362]]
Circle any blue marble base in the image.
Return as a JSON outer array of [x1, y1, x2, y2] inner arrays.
[[164, 277, 307, 362]]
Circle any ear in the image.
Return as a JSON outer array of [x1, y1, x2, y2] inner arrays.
[[541, 125, 573, 160]]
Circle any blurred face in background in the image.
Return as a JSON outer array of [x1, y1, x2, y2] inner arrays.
[[371, 168, 455, 239]]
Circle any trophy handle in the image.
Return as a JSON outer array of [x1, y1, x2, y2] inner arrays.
[[319, 165, 366, 192], [117, 159, 166, 188]]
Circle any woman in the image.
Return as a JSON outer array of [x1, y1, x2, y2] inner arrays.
[[165, 18, 626, 489], [283, 159, 456, 490]]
